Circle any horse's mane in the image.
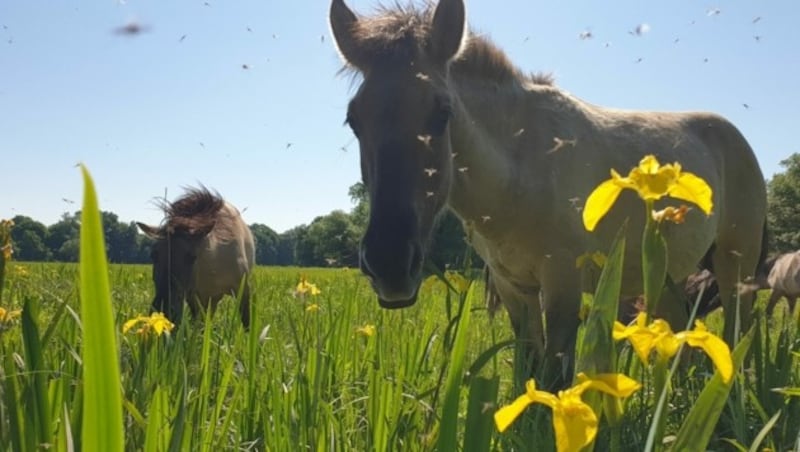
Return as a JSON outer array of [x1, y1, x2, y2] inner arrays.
[[342, 1, 553, 85], [161, 186, 224, 234]]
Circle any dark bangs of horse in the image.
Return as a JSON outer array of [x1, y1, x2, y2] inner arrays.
[[339, 1, 553, 86], [161, 186, 224, 235]]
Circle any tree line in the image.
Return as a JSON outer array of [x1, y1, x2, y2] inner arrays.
[[9, 153, 800, 268], [8, 183, 481, 269]]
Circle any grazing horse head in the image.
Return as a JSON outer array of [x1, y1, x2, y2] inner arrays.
[[330, 0, 467, 308]]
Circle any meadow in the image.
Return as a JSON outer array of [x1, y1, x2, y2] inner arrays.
[[0, 171, 799, 451]]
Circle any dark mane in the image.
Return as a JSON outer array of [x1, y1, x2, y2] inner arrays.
[[161, 186, 224, 233], [343, 2, 553, 85]]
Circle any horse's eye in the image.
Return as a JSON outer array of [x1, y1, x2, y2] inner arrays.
[[346, 112, 361, 138], [428, 105, 452, 136]]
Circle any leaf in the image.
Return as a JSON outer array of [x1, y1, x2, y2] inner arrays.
[[463, 375, 500, 452], [79, 165, 125, 451], [747, 410, 781, 452], [642, 220, 667, 317], [576, 221, 627, 376], [437, 283, 475, 451], [670, 327, 755, 451]]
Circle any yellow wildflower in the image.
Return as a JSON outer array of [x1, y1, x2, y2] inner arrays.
[[495, 373, 641, 452], [122, 312, 175, 337], [583, 155, 713, 231], [445, 271, 470, 293], [305, 303, 320, 313], [296, 276, 321, 296], [613, 312, 733, 382], [355, 324, 376, 337], [0, 219, 13, 261], [0, 306, 22, 323], [13, 265, 29, 277], [651, 205, 691, 224]]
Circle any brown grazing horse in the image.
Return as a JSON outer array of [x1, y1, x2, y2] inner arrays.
[[329, 0, 767, 385], [137, 187, 255, 328]]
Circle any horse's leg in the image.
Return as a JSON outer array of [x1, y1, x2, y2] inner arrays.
[[713, 242, 761, 346], [492, 275, 545, 383], [765, 290, 784, 318], [540, 252, 581, 389], [654, 279, 690, 331]]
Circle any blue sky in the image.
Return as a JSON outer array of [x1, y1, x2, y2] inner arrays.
[[1, 0, 797, 233]]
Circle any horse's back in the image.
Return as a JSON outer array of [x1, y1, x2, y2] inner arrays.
[[193, 202, 254, 302], [540, 101, 766, 302]]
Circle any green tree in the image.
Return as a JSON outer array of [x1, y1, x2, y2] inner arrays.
[[47, 212, 80, 262], [303, 210, 361, 267], [348, 182, 369, 235], [101, 212, 141, 263], [767, 153, 800, 253], [277, 225, 308, 266], [10, 215, 51, 261], [250, 223, 280, 265]]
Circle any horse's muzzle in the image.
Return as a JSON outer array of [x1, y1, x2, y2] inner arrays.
[[360, 240, 423, 309]]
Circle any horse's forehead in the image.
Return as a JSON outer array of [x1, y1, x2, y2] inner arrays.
[[356, 67, 440, 106]]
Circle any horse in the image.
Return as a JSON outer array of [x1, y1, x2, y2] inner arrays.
[[329, 0, 767, 386], [137, 187, 255, 328], [765, 251, 800, 316]]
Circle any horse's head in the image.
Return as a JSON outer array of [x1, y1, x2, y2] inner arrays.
[[136, 221, 213, 322], [330, 0, 466, 308]]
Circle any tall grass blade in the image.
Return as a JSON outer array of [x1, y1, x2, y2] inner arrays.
[[463, 375, 499, 452], [21, 298, 51, 447], [748, 411, 781, 452], [78, 165, 124, 451], [437, 283, 474, 451], [576, 222, 626, 375]]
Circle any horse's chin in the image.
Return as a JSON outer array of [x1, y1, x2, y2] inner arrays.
[[378, 294, 418, 309], [378, 292, 417, 309]]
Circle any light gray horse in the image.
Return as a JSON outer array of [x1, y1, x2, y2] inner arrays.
[[330, 0, 767, 385], [765, 251, 800, 316]]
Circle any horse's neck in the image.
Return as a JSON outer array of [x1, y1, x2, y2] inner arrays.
[[446, 78, 557, 238]]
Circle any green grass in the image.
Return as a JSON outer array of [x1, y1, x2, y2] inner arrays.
[[0, 171, 798, 451], [1, 261, 798, 451]]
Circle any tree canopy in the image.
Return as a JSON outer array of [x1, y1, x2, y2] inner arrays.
[[767, 153, 800, 253]]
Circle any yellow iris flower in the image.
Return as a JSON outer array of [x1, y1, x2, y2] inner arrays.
[[494, 373, 641, 452], [122, 312, 175, 337], [355, 324, 376, 337], [583, 155, 713, 231], [296, 276, 322, 296], [613, 312, 733, 383], [305, 303, 320, 313]]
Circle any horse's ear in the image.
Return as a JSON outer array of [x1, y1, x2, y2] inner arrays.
[[137, 222, 164, 239], [330, 0, 362, 68], [430, 0, 467, 64]]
